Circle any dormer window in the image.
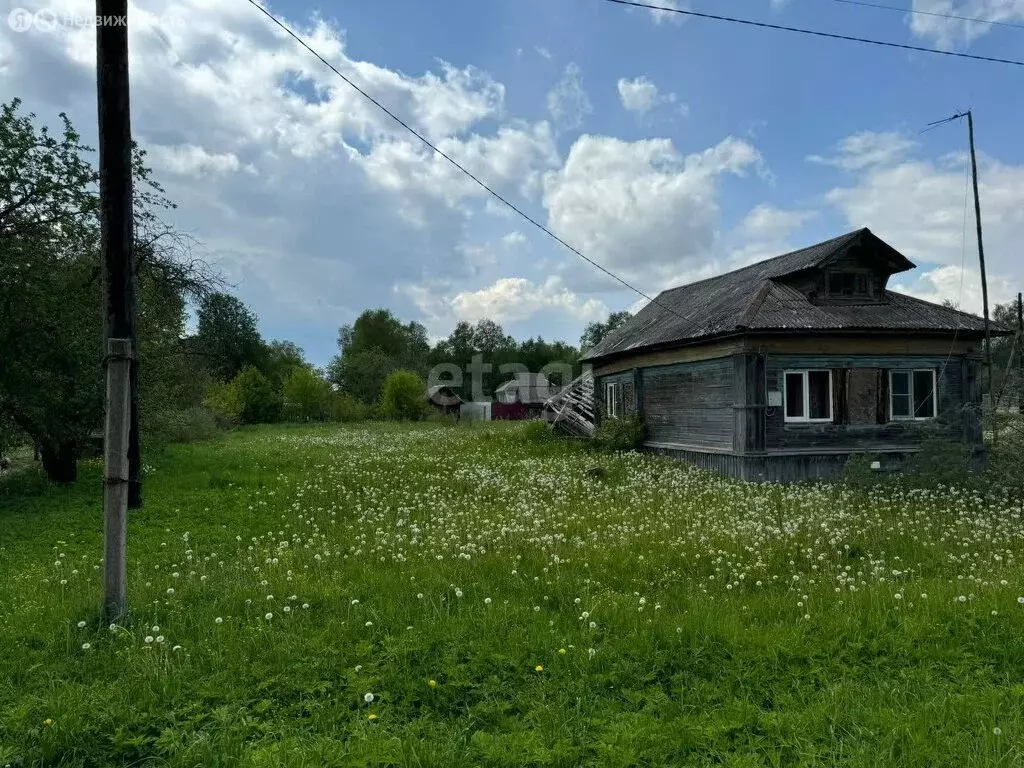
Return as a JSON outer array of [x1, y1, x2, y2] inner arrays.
[[829, 272, 869, 297]]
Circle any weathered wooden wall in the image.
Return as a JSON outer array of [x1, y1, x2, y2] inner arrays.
[[640, 358, 735, 449], [763, 354, 971, 451], [591, 334, 985, 482]]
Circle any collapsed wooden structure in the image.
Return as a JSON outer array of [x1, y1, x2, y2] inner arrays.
[[545, 369, 595, 437]]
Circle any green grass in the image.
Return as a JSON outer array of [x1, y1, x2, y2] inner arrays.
[[2, 421, 1024, 767]]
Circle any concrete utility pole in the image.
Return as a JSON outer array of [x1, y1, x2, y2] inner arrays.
[[97, 0, 134, 619]]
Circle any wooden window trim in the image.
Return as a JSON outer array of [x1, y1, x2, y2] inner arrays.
[[605, 381, 621, 419], [783, 369, 833, 423], [889, 369, 937, 421]]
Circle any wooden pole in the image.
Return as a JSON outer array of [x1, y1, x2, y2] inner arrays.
[[1018, 292, 1023, 416], [967, 110, 994, 444], [97, 0, 134, 618], [103, 338, 132, 620]]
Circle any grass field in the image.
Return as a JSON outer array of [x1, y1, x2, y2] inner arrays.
[[3, 422, 1024, 767]]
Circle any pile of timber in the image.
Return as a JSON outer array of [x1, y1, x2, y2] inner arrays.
[[545, 369, 595, 438]]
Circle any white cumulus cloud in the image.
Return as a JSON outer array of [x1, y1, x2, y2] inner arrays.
[[546, 63, 592, 132], [616, 76, 677, 116], [542, 134, 763, 290]]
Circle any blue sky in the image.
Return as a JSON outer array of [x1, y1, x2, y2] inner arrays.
[[2, 0, 1022, 366]]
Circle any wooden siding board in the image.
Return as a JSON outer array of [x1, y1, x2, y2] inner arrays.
[[642, 358, 735, 449]]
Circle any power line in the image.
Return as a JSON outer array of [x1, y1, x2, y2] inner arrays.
[[831, 0, 1024, 32], [243, 0, 683, 319], [598, 0, 1024, 67]]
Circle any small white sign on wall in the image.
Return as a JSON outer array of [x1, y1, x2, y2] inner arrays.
[[767, 390, 783, 407]]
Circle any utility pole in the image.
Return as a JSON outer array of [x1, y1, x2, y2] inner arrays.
[[928, 110, 996, 443], [1018, 292, 1023, 417], [97, 0, 134, 620], [966, 111, 995, 443]]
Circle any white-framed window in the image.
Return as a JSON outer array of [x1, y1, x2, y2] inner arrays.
[[783, 369, 832, 422], [890, 369, 937, 420], [605, 381, 621, 419]]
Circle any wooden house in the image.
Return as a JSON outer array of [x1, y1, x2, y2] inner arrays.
[[495, 373, 560, 419], [582, 228, 1009, 481]]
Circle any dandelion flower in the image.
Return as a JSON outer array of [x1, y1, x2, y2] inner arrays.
[[428, 679, 437, 688], [994, 727, 1002, 736], [364, 692, 375, 703], [215, 617, 223, 625], [535, 665, 543, 672], [152, 625, 160, 633], [484, 597, 492, 605], [77, 620, 86, 629], [355, 665, 363, 672], [558, 648, 567, 655], [368, 713, 378, 721], [455, 589, 463, 598], [156, 636, 165, 644], [302, 603, 310, 610], [44, 718, 53, 727], [589, 621, 596, 629], [144, 636, 154, 644], [81, 642, 91, 650], [172, 645, 182, 652], [265, 613, 273, 621]]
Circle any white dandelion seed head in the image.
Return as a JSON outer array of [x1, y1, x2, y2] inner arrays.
[[364, 692, 374, 703]]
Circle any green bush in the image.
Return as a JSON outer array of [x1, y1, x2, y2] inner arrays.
[[204, 367, 281, 425], [591, 415, 647, 453], [988, 413, 1024, 490], [329, 391, 372, 422], [840, 453, 886, 490], [904, 435, 979, 489], [521, 420, 553, 443], [203, 379, 243, 424], [282, 367, 332, 422], [379, 370, 426, 421], [147, 406, 222, 446]]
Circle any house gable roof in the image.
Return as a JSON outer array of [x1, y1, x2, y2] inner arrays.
[[582, 228, 999, 363]]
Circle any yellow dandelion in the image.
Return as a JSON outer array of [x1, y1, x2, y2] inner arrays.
[[368, 713, 378, 721], [535, 665, 544, 672], [44, 718, 54, 727], [428, 679, 437, 688], [558, 648, 567, 655]]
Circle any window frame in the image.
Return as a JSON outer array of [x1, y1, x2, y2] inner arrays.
[[889, 369, 937, 421], [783, 369, 833, 423], [605, 381, 621, 419], [827, 270, 873, 299]]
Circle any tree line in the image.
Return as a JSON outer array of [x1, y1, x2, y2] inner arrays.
[[0, 100, 630, 484]]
